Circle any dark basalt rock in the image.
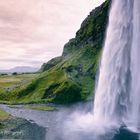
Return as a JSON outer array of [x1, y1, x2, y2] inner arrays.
[[113, 128, 139, 140], [0, 118, 46, 140]]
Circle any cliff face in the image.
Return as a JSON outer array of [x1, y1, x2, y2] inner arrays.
[[14, 0, 110, 104], [63, 1, 109, 57]]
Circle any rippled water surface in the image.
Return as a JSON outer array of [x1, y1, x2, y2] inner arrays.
[[0, 103, 139, 140]]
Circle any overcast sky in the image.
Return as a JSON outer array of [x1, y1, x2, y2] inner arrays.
[[0, 0, 105, 69]]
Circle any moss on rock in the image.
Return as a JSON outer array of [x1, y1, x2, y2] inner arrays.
[[0, 109, 46, 139], [0, 0, 110, 104]]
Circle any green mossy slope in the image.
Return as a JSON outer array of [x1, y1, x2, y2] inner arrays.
[[0, 0, 110, 104]]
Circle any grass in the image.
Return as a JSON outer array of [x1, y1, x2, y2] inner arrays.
[[0, 109, 10, 121], [0, 73, 39, 93], [0, 0, 109, 104], [8, 105, 56, 111], [0, 73, 39, 103], [0, 46, 101, 104], [24, 105, 56, 111]]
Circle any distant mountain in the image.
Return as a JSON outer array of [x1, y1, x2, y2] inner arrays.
[[0, 66, 39, 73]]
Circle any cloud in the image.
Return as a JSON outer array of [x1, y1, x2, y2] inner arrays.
[[0, 0, 105, 69]]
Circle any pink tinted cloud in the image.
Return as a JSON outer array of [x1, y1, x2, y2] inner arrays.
[[0, 0, 105, 69]]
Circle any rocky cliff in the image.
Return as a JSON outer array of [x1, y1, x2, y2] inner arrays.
[[3, 0, 110, 104]]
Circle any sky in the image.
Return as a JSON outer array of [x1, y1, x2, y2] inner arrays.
[[0, 0, 105, 69]]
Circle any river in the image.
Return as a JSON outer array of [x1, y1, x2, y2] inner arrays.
[[0, 102, 139, 140]]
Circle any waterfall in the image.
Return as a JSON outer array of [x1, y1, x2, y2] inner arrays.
[[128, 0, 140, 131], [93, 0, 140, 132], [61, 1, 140, 139]]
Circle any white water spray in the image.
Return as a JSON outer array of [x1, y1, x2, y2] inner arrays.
[[127, 0, 140, 131], [94, 0, 140, 132], [60, 1, 140, 139]]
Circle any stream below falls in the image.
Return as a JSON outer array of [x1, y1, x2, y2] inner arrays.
[[0, 102, 139, 140]]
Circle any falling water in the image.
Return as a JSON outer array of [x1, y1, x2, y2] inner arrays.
[[128, 0, 140, 131], [93, 0, 140, 132], [44, 1, 140, 139]]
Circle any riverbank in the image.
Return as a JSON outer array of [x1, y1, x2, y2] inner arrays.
[[0, 102, 139, 140], [0, 108, 46, 139], [8, 104, 56, 111]]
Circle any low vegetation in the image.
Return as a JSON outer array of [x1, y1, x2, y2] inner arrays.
[[0, 109, 10, 121], [0, 73, 39, 104], [8, 105, 56, 111]]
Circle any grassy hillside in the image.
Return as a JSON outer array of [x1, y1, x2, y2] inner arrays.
[[0, 0, 110, 104], [0, 74, 39, 104]]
